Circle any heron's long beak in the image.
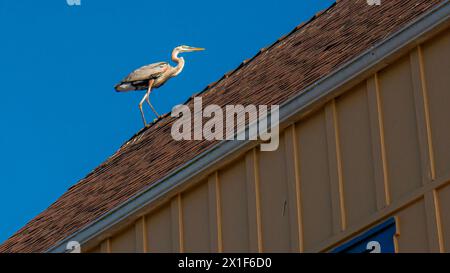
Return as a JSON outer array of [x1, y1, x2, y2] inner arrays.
[[189, 47, 205, 51]]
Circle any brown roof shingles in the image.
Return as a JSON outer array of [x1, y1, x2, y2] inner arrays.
[[0, 0, 444, 252]]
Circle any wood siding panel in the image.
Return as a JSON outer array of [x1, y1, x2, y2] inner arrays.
[[336, 84, 377, 227], [85, 245, 101, 253], [396, 200, 430, 252], [257, 133, 292, 252], [181, 181, 211, 252], [110, 225, 136, 253], [378, 56, 422, 202], [296, 110, 334, 250], [438, 184, 450, 251], [422, 29, 450, 179], [219, 158, 250, 252], [146, 203, 173, 253]]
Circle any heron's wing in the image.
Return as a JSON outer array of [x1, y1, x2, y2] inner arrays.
[[115, 62, 169, 91], [123, 62, 169, 82]]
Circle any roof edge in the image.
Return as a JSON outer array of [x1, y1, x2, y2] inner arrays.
[[47, 0, 450, 253]]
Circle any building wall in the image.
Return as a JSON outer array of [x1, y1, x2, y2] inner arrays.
[[86, 27, 450, 253]]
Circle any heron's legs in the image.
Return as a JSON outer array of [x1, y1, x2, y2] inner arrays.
[[139, 94, 147, 126], [145, 79, 160, 118]]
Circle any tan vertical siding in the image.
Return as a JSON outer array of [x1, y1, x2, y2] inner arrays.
[[422, 29, 450, 179], [395, 200, 430, 252], [207, 173, 222, 252], [100, 239, 111, 253], [257, 133, 292, 252], [245, 150, 263, 252], [171, 195, 183, 252], [181, 181, 211, 252], [410, 47, 436, 184], [295, 110, 334, 250], [424, 191, 443, 252], [283, 126, 303, 252], [335, 83, 377, 227], [218, 158, 251, 252], [367, 75, 391, 209], [378, 56, 423, 202], [85, 245, 101, 253], [134, 217, 146, 252], [146, 204, 173, 252], [438, 185, 450, 251], [110, 225, 136, 253], [325, 102, 346, 233]]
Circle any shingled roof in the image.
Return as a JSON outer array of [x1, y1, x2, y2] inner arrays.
[[0, 0, 445, 253]]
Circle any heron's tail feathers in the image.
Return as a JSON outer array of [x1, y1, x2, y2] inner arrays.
[[114, 82, 136, 92]]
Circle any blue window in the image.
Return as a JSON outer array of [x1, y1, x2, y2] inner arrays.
[[331, 218, 396, 253]]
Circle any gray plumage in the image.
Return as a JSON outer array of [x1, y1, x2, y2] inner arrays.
[[115, 45, 205, 126], [114, 62, 170, 91]]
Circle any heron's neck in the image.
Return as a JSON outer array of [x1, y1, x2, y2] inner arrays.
[[171, 50, 185, 76]]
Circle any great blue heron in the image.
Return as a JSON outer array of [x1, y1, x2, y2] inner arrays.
[[115, 45, 205, 126]]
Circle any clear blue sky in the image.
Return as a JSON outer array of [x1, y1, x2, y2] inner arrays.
[[0, 0, 334, 243]]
